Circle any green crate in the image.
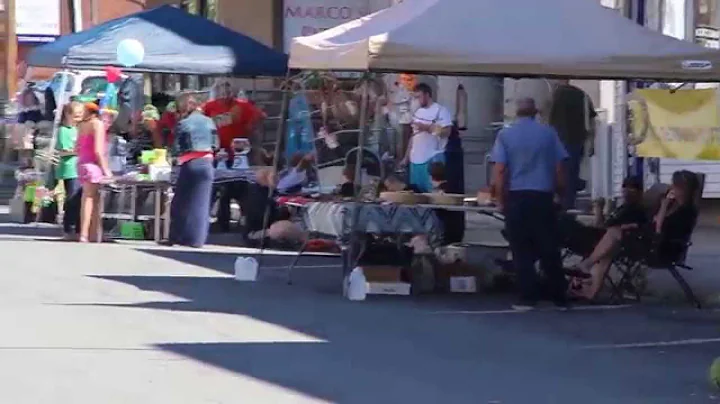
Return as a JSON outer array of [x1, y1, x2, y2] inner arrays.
[[120, 221, 145, 240]]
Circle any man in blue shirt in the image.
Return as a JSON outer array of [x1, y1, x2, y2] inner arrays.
[[490, 98, 569, 310]]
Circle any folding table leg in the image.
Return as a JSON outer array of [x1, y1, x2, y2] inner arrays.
[[667, 265, 702, 309], [163, 187, 172, 241], [287, 239, 310, 285], [153, 188, 161, 243], [97, 188, 106, 243]]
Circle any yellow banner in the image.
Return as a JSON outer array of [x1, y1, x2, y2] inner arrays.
[[631, 89, 720, 160]]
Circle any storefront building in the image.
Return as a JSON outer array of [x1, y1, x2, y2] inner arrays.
[[648, 0, 720, 198], [1, 0, 146, 101]]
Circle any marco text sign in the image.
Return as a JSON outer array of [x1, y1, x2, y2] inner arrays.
[[283, 0, 393, 50], [16, 0, 59, 43]]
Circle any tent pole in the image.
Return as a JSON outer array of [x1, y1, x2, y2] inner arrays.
[[346, 75, 370, 279], [353, 77, 369, 196], [45, 66, 69, 179], [258, 72, 291, 263]]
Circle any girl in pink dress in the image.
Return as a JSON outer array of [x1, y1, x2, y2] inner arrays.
[[76, 103, 113, 243]]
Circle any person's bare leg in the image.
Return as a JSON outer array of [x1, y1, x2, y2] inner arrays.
[[79, 183, 95, 242], [89, 192, 101, 242], [581, 257, 613, 299], [578, 226, 622, 270]]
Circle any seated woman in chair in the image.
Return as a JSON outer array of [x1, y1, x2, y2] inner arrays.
[[571, 171, 699, 300]]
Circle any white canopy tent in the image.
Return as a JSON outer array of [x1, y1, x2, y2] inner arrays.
[[289, 0, 720, 81]]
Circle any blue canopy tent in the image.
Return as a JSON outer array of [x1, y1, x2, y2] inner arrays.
[[26, 5, 288, 76]]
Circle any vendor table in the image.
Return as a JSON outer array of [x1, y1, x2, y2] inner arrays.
[[285, 201, 443, 284], [303, 201, 444, 246], [98, 180, 172, 243]]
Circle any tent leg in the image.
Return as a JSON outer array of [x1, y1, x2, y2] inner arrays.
[[258, 73, 291, 264], [347, 76, 371, 273], [45, 68, 69, 178]]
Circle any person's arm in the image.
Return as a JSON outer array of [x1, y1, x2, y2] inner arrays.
[[145, 120, 163, 148], [489, 133, 508, 211], [654, 191, 674, 234], [209, 120, 219, 151], [591, 198, 605, 226], [436, 106, 453, 138], [400, 136, 413, 166], [552, 129, 569, 201], [170, 121, 182, 157], [92, 120, 112, 177]]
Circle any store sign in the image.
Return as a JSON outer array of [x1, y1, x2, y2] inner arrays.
[[283, 0, 393, 50], [16, 0, 60, 43], [696, 26, 719, 49], [695, 0, 719, 49]]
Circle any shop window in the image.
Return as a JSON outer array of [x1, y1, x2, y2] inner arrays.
[[695, 0, 718, 48]]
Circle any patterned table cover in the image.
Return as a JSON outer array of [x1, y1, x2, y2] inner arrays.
[[170, 167, 256, 185], [302, 201, 442, 246]]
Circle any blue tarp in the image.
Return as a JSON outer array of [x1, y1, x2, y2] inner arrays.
[[26, 5, 288, 77]]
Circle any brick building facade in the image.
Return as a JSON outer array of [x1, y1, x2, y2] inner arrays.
[[18, 0, 147, 83]]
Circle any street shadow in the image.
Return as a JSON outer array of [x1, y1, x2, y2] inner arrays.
[[78, 274, 717, 403], [134, 248, 343, 293], [0, 223, 60, 238]]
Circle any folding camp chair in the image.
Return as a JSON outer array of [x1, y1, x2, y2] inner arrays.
[[605, 231, 701, 308], [602, 172, 705, 307]]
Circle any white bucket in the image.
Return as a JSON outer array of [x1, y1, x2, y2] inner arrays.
[[234, 257, 258, 282]]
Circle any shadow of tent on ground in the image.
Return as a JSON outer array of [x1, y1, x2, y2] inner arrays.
[[134, 247, 344, 293], [78, 273, 718, 403]]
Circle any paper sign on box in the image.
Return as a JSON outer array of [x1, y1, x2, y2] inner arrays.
[[450, 276, 477, 293]]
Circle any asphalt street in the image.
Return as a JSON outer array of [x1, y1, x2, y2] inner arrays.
[[1, 218, 720, 403]]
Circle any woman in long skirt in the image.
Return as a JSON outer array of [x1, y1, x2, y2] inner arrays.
[[168, 94, 218, 248]]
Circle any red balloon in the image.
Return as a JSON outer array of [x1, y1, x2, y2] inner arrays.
[[105, 66, 122, 83]]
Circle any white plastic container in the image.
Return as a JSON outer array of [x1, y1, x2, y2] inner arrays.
[[234, 256, 258, 281], [149, 165, 171, 182], [345, 267, 368, 301]]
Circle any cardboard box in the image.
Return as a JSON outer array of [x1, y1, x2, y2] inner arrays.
[[449, 276, 477, 293], [367, 282, 411, 296], [362, 266, 402, 283]]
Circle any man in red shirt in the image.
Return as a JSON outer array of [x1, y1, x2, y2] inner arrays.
[[156, 101, 178, 147], [204, 81, 267, 232], [203, 81, 266, 166]]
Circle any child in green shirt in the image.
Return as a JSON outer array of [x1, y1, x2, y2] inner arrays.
[[56, 102, 83, 239]]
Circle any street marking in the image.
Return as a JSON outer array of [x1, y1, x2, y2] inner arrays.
[[430, 309, 521, 315], [430, 305, 632, 315], [261, 265, 342, 270], [579, 338, 720, 350]]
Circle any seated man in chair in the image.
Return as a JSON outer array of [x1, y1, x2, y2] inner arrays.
[[559, 176, 648, 258], [570, 171, 699, 300]]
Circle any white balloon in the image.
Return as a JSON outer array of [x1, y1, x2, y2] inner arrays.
[[116, 39, 145, 68]]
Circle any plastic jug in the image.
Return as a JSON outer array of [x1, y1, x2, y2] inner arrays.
[[153, 149, 168, 166], [234, 256, 259, 281], [345, 267, 368, 301]]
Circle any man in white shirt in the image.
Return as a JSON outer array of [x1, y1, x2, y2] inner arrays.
[[401, 83, 454, 192], [412, 83, 453, 147]]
